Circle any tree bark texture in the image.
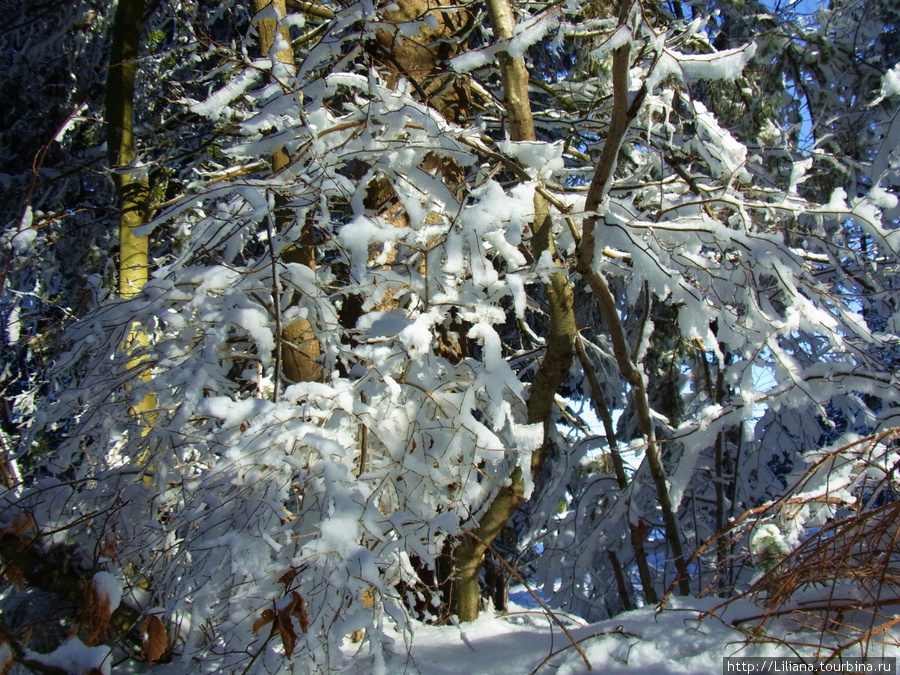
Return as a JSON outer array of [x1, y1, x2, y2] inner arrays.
[[107, 0, 157, 436], [574, 28, 691, 598], [456, 0, 694, 617], [107, 0, 149, 299]]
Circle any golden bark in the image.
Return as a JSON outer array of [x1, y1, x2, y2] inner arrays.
[[108, 0, 150, 300], [107, 0, 156, 435]]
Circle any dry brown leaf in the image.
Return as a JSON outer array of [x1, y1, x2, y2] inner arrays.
[[141, 614, 168, 663], [1, 512, 36, 552], [252, 608, 276, 635], [282, 592, 298, 615], [82, 582, 112, 646], [19, 626, 32, 647], [290, 591, 308, 634], [100, 529, 117, 564], [2, 512, 34, 538], [274, 613, 297, 659], [254, 593, 307, 657], [2, 564, 24, 590], [278, 568, 298, 588]]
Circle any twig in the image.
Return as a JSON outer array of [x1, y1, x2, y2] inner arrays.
[[239, 633, 277, 675], [692, 427, 900, 661], [266, 216, 282, 401], [462, 528, 592, 671], [528, 627, 638, 675], [357, 392, 368, 478]]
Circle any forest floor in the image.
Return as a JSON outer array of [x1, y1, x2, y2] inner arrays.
[[342, 588, 900, 674]]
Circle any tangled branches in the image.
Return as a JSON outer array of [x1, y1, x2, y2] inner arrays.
[[686, 429, 900, 658]]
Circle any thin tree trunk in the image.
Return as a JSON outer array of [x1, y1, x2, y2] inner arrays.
[[453, 0, 577, 621], [252, 0, 294, 178], [574, 27, 690, 597], [575, 338, 658, 605], [107, 0, 149, 300], [107, 0, 157, 435], [608, 550, 633, 612]]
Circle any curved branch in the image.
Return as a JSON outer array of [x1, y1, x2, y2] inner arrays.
[[574, 4, 689, 598]]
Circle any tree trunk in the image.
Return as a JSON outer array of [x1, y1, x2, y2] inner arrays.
[[107, 0, 157, 435], [108, 0, 149, 300], [575, 337, 658, 605], [575, 26, 691, 597], [452, 0, 577, 621]]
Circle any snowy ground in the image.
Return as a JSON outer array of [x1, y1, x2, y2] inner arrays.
[[9, 586, 898, 674], [343, 588, 900, 675]]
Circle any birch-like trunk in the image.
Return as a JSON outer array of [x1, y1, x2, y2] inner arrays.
[[107, 0, 156, 432], [108, 0, 149, 300]]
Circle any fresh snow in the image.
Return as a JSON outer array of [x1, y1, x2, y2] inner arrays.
[[92, 570, 122, 611], [24, 637, 112, 675], [644, 43, 757, 92], [6, 0, 900, 673], [340, 592, 897, 675], [875, 62, 900, 103], [450, 11, 560, 72], [11, 205, 36, 254]]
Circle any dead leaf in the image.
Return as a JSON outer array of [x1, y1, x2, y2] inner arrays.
[[254, 593, 308, 657], [272, 593, 309, 658], [2, 564, 24, 590], [0, 636, 12, 675], [2, 512, 34, 538], [278, 568, 298, 588], [290, 591, 308, 634], [274, 612, 297, 659], [100, 529, 117, 563], [252, 608, 276, 635], [141, 614, 168, 663], [82, 581, 112, 646]]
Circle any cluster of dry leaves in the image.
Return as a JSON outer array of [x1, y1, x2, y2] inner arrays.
[[0, 510, 167, 672], [252, 589, 310, 659]]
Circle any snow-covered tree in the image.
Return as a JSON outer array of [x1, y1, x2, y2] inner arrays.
[[1, 0, 899, 671]]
